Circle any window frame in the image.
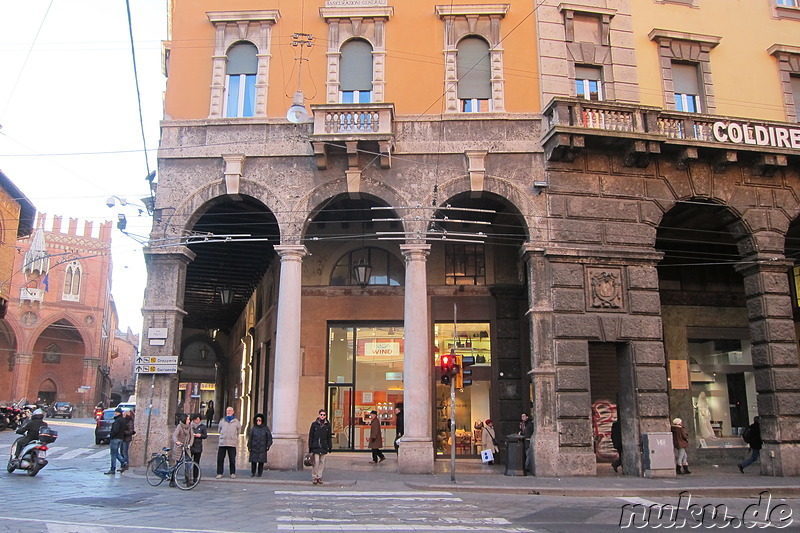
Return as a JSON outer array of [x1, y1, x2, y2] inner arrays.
[[769, 44, 800, 122]]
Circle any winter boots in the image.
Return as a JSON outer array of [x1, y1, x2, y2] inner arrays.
[[682, 465, 691, 474]]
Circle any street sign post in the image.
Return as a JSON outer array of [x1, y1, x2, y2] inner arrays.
[[135, 355, 178, 374]]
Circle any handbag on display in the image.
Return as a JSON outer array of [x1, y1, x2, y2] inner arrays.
[[303, 453, 315, 467]]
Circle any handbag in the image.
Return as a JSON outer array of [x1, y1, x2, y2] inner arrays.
[[481, 449, 494, 463], [303, 453, 315, 467]]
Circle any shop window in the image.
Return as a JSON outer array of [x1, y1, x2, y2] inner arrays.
[[434, 322, 492, 456], [457, 37, 492, 113], [225, 42, 258, 118], [330, 247, 404, 287], [575, 66, 603, 101], [62, 261, 81, 302], [445, 243, 485, 285], [672, 62, 701, 113], [688, 336, 757, 447], [326, 324, 404, 451], [340, 39, 373, 104]]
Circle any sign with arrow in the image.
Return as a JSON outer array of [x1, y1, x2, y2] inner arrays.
[[135, 356, 178, 365], [135, 355, 179, 374], [135, 364, 178, 374]]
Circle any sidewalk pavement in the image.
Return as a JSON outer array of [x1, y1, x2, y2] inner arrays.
[[144, 440, 800, 499]]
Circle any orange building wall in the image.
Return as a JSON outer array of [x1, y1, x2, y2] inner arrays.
[[164, 0, 539, 120], [631, 0, 800, 121], [0, 189, 22, 303]]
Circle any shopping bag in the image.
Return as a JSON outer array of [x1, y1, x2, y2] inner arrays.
[[481, 449, 494, 463], [303, 453, 315, 467]]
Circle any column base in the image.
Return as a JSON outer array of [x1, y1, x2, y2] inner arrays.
[[267, 436, 303, 470], [531, 431, 559, 477], [762, 443, 800, 476], [398, 440, 434, 474]]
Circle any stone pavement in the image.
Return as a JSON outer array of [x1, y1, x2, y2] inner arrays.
[[144, 430, 800, 499]]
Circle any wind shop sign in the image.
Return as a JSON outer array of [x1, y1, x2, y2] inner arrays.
[[712, 121, 800, 150]]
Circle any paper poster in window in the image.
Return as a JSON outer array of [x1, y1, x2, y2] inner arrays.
[[669, 359, 689, 390]]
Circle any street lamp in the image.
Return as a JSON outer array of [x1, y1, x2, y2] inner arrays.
[[353, 258, 372, 287], [219, 286, 234, 305], [199, 345, 209, 360]]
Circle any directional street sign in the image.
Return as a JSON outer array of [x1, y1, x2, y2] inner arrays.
[[135, 364, 178, 374], [135, 355, 179, 374]]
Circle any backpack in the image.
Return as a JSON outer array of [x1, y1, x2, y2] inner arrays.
[[742, 426, 752, 444]]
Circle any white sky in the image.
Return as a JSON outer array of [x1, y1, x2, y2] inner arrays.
[[0, 1, 167, 335]]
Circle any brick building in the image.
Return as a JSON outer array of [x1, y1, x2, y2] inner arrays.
[[1, 214, 118, 416], [110, 328, 140, 405], [137, 0, 800, 476]]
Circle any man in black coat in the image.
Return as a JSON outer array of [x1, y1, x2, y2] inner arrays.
[[308, 409, 332, 485], [611, 418, 623, 473], [105, 408, 127, 475], [738, 417, 762, 473], [394, 403, 404, 453], [14, 409, 47, 459]]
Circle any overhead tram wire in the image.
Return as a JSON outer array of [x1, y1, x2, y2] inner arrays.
[[124, 0, 152, 177]]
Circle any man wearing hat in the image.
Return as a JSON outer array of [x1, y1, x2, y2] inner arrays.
[[105, 407, 127, 475], [671, 417, 691, 475]]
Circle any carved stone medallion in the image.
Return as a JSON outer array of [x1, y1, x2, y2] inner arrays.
[[586, 267, 623, 310]]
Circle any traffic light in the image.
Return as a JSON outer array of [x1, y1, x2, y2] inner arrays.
[[440, 352, 456, 385], [455, 355, 475, 388]]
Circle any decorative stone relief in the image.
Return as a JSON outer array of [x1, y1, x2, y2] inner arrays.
[[586, 267, 623, 310], [21, 311, 37, 327]]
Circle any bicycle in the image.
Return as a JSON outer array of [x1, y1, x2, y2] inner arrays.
[[146, 445, 201, 490]]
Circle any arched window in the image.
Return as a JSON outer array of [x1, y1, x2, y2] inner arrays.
[[330, 247, 404, 286], [340, 39, 373, 103], [225, 42, 258, 117], [62, 261, 81, 301], [457, 37, 491, 113]]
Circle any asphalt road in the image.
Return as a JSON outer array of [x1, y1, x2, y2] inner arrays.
[[1, 419, 798, 532]]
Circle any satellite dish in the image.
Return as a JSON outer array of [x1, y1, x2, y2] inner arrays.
[[286, 104, 309, 123]]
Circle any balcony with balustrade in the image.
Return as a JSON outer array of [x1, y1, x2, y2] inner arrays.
[[309, 103, 395, 170], [19, 287, 45, 304], [542, 98, 800, 174]]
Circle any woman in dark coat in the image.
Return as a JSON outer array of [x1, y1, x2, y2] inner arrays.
[[247, 413, 273, 477], [205, 400, 215, 427]]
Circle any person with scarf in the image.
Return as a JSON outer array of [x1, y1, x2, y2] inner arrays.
[[248, 413, 273, 477], [216, 406, 241, 479], [308, 409, 332, 485], [170, 413, 195, 487]]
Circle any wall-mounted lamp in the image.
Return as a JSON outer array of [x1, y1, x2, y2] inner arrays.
[[353, 258, 372, 287], [199, 345, 209, 360], [219, 286, 234, 305], [532, 181, 548, 196]]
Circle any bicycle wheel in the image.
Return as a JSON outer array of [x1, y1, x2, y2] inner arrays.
[[146, 457, 166, 486], [173, 459, 201, 490]]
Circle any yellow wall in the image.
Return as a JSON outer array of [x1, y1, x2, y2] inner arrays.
[[631, 0, 800, 122], [165, 0, 538, 119], [0, 188, 22, 301]]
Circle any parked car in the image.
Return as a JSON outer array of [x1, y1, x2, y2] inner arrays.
[[116, 402, 136, 412], [48, 402, 74, 419], [94, 408, 117, 445]]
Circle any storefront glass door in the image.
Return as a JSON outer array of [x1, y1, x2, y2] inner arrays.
[[327, 324, 404, 451]]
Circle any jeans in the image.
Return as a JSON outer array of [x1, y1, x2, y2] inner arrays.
[[109, 439, 125, 470], [674, 447, 688, 466], [121, 440, 131, 465], [217, 446, 236, 475], [740, 448, 761, 469]]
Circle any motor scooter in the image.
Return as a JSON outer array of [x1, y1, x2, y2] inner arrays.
[[7, 427, 58, 477]]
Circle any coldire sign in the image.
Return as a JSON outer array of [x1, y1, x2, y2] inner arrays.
[[326, 0, 387, 6], [712, 121, 800, 150]]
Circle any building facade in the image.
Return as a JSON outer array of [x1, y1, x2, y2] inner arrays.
[[109, 328, 140, 406], [1, 214, 118, 416], [138, 0, 800, 476]]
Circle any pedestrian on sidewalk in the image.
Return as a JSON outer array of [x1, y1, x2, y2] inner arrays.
[[738, 416, 762, 473], [481, 419, 499, 465], [611, 417, 622, 473], [170, 413, 195, 487], [519, 412, 533, 472], [205, 400, 215, 428], [121, 409, 136, 471], [216, 406, 241, 479], [369, 410, 386, 463], [394, 403, 404, 453], [105, 407, 126, 475], [308, 409, 332, 485], [671, 417, 691, 475], [248, 413, 273, 477], [189, 413, 207, 483]]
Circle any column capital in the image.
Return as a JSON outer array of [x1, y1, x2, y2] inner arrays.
[[735, 255, 794, 276], [399, 243, 431, 259], [274, 244, 308, 260]]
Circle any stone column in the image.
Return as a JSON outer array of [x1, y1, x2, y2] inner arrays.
[[269, 245, 307, 470], [523, 247, 560, 476], [130, 246, 194, 467], [398, 244, 434, 474], [10, 352, 33, 402], [736, 257, 800, 476]]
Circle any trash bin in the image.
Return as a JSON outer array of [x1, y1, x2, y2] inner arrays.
[[504, 434, 526, 476]]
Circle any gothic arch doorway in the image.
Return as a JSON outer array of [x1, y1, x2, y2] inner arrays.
[[37, 378, 57, 405]]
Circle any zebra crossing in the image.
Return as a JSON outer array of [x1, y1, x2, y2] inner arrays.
[[45, 446, 110, 461], [273, 490, 536, 532]]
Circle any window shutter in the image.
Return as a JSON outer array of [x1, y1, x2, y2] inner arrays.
[[575, 66, 601, 81], [457, 37, 491, 100], [340, 39, 373, 91], [672, 63, 700, 95], [227, 43, 258, 75]]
